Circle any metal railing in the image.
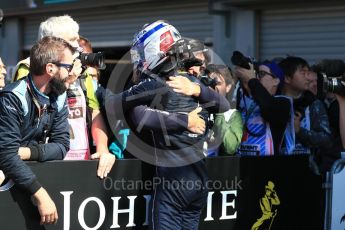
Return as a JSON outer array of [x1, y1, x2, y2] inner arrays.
[[324, 158, 345, 230]]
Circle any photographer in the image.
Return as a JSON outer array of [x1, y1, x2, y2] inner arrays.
[[78, 36, 101, 91], [12, 15, 114, 178], [233, 54, 291, 155], [206, 64, 243, 155], [279, 56, 331, 156], [313, 59, 345, 172]]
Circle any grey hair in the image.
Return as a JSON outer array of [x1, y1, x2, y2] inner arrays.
[[38, 15, 79, 40]]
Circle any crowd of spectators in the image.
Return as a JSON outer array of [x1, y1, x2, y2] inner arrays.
[[0, 15, 345, 228]]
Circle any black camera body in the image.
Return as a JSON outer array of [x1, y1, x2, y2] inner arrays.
[[79, 52, 105, 70], [314, 59, 345, 96], [231, 51, 257, 70], [321, 72, 345, 96]]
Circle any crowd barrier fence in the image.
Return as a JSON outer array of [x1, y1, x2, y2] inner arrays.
[[0, 155, 324, 230]]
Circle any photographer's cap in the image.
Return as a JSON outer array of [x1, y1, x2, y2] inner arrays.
[[261, 61, 285, 86]]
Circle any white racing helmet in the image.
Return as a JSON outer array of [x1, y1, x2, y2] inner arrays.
[[130, 20, 182, 73]]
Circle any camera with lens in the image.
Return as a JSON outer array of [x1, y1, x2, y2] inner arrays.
[[320, 73, 345, 96], [315, 59, 345, 96], [79, 52, 105, 70], [231, 50, 258, 70]]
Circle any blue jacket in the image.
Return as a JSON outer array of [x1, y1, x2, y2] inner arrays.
[[0, 76, 69, 195], [106, 73, 230, 166]]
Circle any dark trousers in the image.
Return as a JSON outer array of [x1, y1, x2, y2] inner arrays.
[[150, 162, 208, 230]]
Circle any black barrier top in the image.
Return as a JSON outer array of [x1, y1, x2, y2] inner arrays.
[[0, 156, 323, 230]]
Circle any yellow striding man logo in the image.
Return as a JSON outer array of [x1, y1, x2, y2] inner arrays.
[[251, 181, 280, 230]]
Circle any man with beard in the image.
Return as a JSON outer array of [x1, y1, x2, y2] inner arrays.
[[0, 36, 81, 225], [12, 15, 115, 178]]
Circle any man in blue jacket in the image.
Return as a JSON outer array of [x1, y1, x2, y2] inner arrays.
[[0, 36, 82, 225]]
